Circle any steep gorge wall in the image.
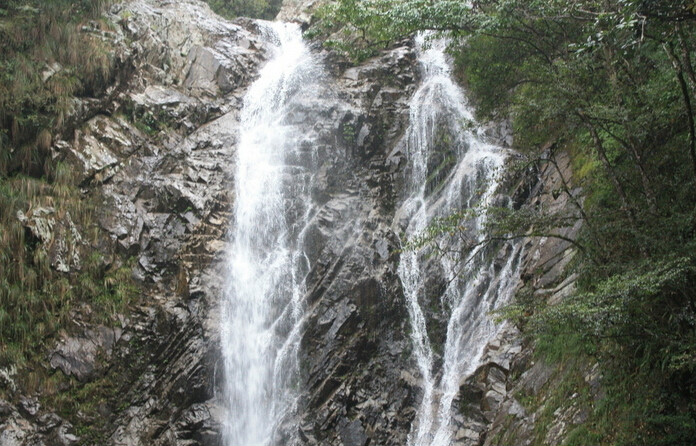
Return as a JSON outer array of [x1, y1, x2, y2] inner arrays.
[[0, 1, 585, 446]]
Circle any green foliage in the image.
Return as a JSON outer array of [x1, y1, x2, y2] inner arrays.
[[564, 426, 604, 446], [0, 0, 114, 169], [122, 101, 173, 138], [307, 0, 476, 62], [203, 0, 283, 20], [0, 168, 139, 371]]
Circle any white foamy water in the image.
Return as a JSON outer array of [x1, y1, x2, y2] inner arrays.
[[396, 34, 522, 446], [220, 22, 322, 446]]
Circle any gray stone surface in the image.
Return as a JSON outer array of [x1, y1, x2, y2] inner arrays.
[[49, 326, 123, 381]]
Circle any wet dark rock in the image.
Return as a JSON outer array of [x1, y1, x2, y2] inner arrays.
[[18, 398, 40, 418], [0, 399, 14, 417], [339, 419, 369, 446], [174, 403, 223, 445]]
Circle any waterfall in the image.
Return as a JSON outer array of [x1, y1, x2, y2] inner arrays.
[[396, 35, 522, 446], [220, 22, 322, 446]]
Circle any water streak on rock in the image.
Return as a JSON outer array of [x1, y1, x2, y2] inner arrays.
[[396, 34, 522, 446]]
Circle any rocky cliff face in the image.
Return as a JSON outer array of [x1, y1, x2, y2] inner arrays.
[[0, 1, 583, 446], [3, 2, 267, 444]]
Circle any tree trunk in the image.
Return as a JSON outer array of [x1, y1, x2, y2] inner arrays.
[[677, 25, 696, 92], [664, 42, 696, 180], [578, 111, 638, 226]]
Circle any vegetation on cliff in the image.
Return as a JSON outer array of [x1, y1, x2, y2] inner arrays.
[[0, 0, 137, 386], [310, 1, 696, 444], [203, 0, 283, 19]]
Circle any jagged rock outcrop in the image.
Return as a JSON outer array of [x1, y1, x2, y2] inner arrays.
[[0, 1, 586, 445], [277, 0, 319, 24], [0, 398, 78, 446]]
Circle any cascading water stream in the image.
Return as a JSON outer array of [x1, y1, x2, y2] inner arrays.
[[220, 22, 322, 446], [396, 35, 523, 446]]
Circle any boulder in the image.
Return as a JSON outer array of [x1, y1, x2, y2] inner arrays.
[[49, 326, 123, 381]]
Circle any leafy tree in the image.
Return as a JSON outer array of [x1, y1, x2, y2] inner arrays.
[[203, 0, 283, 20]]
